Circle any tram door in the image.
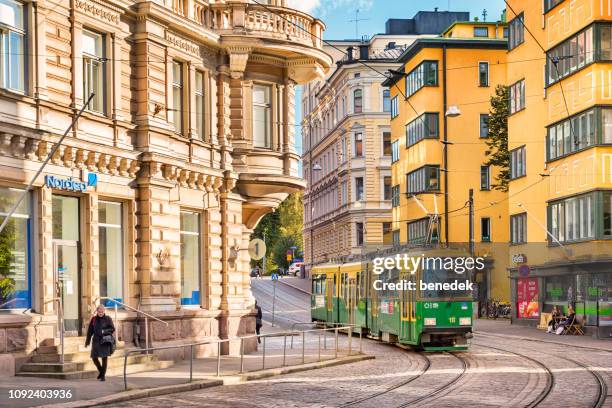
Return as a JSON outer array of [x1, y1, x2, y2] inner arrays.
[[348, 277, 356, 326], [326, 276, 333, 322]]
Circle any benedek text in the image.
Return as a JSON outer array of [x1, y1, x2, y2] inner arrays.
[[373, 279, 474, 291]]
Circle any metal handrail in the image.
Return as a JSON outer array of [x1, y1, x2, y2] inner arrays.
[[94, 297, 168, 355], [290, 322, 357, 349], [122, 325, 362, 391], [42, 298, 64, 364], [95, 297, 168, 325]]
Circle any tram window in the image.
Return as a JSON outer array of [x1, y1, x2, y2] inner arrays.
[[421, 267, 469, 299]]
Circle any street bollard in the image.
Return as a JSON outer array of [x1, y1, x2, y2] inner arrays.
[[335, 328, 338, 359], [189, 345, 193, 383], [348, 330, 352, 356], [318, 333, 321, 362], [144, 316, 149, 355], [240, 338, 245, 373], [302, 331, 305, 364], [262, 336, 266, 370], [324, 329, 327, 349], [359, 330, 362, 353], [216, 342, 221, 376], [282, 335, 287, 367]]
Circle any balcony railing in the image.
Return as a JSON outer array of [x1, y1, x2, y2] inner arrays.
[[167, 0, 323, 50]]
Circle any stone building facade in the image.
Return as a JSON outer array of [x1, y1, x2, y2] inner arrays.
[[0, 0, 329, 373]]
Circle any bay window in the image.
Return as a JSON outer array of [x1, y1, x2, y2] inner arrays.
[[253, 84, 272, 148], [407, 165, 439, 194]]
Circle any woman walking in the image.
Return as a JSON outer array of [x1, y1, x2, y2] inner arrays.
[[85, 305, 115, 381]]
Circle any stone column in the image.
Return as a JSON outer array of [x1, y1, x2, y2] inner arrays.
[[83, 193, 100, 333], [135, 161, 180, 312], [38, 187, 55, 315], [33, 1, 48, 101]]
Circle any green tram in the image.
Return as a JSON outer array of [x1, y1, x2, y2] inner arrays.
[[311, 254, 474, 351]]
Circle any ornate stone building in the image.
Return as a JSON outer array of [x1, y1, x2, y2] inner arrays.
[[0, 0, 329, 374]]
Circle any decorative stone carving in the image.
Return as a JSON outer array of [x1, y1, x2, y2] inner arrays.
[[227, 47, 251, 78], [75, 0, 120, 25], [166, 31, 201, 58]]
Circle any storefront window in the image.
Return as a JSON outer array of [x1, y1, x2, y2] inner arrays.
[[52, 195, 79, 240], [0, 187, 30, 309], [544, 275, 575, 311], [98, 201, 123, 306], [180, 211, 200, 306]]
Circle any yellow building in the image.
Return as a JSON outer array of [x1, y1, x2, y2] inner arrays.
[[384, 21, 510, 304], [506, 0, 612, 334]]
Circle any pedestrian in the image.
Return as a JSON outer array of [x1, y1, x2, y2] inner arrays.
[[255, 301, 263, 344], [85, 305, 116, 381], [555, 305, 576, 335], [547, 305, 561, 333]]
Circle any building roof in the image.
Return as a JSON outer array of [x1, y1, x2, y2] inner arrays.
[[369, 46, 408, 60], [382, 37, 507, 87], [441, 20, 508, 36]]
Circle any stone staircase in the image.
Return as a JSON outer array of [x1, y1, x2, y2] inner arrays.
[[17, 336, 174, 380]]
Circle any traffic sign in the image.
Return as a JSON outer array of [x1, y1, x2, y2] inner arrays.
[[248, 238, 266, 260], [271, 273, 279, 281]]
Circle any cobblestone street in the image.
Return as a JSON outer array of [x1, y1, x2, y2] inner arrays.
[[108, 279, 612, 408]]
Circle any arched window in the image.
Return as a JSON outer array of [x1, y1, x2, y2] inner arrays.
[[353, 89, 363, 113]]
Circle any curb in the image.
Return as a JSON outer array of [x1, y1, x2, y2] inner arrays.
[[277, 279, 312, 295], [40, 354, 373, 407], [474, 331, 612, 352]]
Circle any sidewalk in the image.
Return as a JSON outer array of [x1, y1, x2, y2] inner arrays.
[[474, 319, 612, 351], [276, 277, 311, 295], [0, 331, 368, 408]]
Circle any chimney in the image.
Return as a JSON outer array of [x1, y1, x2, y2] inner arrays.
[[347, 46, 354, 61], [434, 7, 438, 12], [359, 44, 369, 60]]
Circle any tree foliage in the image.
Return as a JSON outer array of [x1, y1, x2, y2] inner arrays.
[[0, 217, 17, 301], [249, 192, 304, 274], [483, 85, 510, 192]]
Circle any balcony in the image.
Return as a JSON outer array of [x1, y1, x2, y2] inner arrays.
[[154, 0, 330, 83]]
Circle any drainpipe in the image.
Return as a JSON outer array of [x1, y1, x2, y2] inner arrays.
[[443, 45, 449, 246], [309, 83, 314, 278]]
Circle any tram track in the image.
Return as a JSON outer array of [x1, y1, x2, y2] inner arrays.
[[338, 351, 431, 407], [474, 335, 608, 408], [472, 342, 554, 408], [394, 352, 468, 408]]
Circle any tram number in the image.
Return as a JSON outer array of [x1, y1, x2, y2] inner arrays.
[[449, 316, 456, 324], [423, 303, 439, 309]]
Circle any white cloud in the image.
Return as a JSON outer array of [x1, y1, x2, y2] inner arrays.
[[287, 0, 374, 17], [287, 0, 321, 14]]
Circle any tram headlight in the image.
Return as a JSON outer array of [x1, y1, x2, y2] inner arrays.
[[424, 317, 436, 326], [459, 317, 471, 326]]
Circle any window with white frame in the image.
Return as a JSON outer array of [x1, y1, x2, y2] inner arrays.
[[390, 96, 398, 118], [480, 114, 489, 138], [355, 177, 364, 201], [383, 89, 391, 112], [508, 12, 524, 50], [353, 89, 363, 113], [509, 79, 525, 114], [172, 61, 184, 134], [510, 213, 526, 244], [549, 193, 594, 243], [510, 146, 526, 179], [83, 30, 105, 113], [195, 70, 205, 140], [253, 84, 272, 148], [480, 165, 490, 190], [391, 140, 399, 163], [0, 0, 25, 92], [354, 133, 363, 157], [478, 62, 489, 86]]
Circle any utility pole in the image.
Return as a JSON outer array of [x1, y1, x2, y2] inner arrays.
[[262, 231, 267, 276], [468, 188, 474, 258]]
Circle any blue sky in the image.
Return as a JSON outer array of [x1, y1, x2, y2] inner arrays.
[[292, 0, 506, 164]]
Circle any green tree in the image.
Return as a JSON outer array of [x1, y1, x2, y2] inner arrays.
[[0, 217, 17, 302], [249, 192, 304, 274], [483, 85, 510, 192]]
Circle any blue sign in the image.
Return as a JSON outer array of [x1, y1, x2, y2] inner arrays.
[[271, 273, 278, 281], [45, 173, 97, 192]]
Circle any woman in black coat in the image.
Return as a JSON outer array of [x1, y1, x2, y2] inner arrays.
[[85, 305, 115, 381]]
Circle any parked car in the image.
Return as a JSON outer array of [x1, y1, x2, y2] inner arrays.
[[288, 262, 303, 276]]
